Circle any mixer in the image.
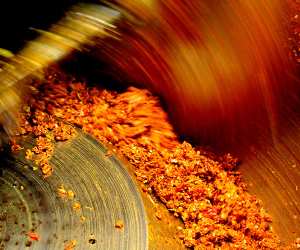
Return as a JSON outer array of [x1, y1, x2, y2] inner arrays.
[[0, 0, 299, 249]]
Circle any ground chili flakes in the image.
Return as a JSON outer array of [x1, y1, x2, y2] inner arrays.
[[27, 231, 40, 241], [57, 185, 75, 200], [64, 240, 77, 250], [13, 68, 281, 249], [72, 202, 81, 212], [115, 219, 124, 229], [12, 104, 76, 177]]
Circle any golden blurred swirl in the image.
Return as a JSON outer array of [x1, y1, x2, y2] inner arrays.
[[98, 0, 295, 146]]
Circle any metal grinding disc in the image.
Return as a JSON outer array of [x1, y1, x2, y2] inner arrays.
[[0, 130, 148, 249]]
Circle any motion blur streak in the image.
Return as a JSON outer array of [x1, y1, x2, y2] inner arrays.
[[98, 0, 294, 146]]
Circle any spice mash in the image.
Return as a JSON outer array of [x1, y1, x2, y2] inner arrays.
[[11, 68, 281, 249]]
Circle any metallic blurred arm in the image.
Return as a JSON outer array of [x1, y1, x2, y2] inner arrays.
[[0, 4, 120, 136]]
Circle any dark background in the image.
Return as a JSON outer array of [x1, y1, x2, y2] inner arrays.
[[0, 0, 77, 52]]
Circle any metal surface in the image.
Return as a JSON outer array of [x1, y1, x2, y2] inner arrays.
[[230, 94, 300, 246], [0, 130, 148, 249]]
